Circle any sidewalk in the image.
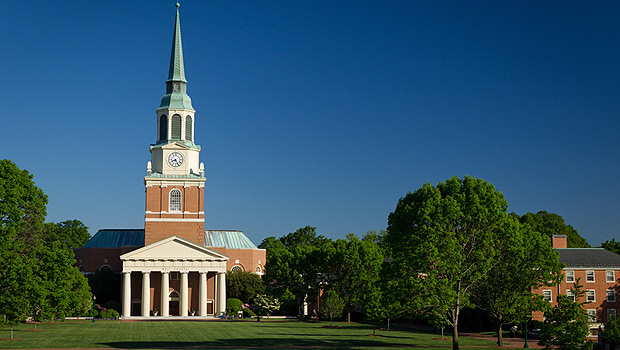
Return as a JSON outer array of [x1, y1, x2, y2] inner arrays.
[[459, 331, 543, 349]]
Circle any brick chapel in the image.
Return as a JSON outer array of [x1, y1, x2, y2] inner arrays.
[[74, 3, 266, 318]]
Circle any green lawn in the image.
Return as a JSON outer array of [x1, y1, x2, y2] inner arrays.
[[0, 319, 499, 349]]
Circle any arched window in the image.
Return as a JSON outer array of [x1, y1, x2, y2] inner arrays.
[[256, 266, 262, 273], [99, 265, 112, 273], [231, 265, 243, 272], [171, 114, 182, 140], [169, 189, 182, 212], [159, 115, 168, 141], [185, 116, 192, 141]]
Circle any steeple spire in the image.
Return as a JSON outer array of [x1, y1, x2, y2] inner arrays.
[[168, 2, 186, 83], [159, 2, 193, 111]]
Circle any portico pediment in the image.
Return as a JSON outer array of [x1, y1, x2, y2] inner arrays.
[[121, 236, 228, 262]]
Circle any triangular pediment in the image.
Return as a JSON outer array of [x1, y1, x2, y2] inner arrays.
[[120, 236, 228, 261]]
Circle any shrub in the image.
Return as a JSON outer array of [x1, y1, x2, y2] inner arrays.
[[226, 298, 243, 316], [103, 300, 121, 313], [98, 309, 120, 320]]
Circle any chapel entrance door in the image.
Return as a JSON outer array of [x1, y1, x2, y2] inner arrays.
[[169, 291, 180, 316]]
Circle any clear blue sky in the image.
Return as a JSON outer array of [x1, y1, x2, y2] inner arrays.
[[2, 1, 619, 246]]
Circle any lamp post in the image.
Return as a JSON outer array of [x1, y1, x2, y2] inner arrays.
[[524, 312, 529, 348], [92, 295, 97, 323]]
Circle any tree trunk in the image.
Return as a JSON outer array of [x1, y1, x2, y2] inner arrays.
[[387, 318, 391, 330], [10, 326, 13, 339], [452, 326, 459, 350], [497, 323, 503, 347], [347, 310, 351, 323]]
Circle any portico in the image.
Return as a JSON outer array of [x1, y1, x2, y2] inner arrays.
[[120, 236, 228, 318]]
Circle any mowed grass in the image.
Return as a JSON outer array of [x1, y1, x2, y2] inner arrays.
[[0, 319, 498, 349]]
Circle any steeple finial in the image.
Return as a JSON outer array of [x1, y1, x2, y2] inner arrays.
[[167, 2, 186, 83], [159, 1, 193, 111]]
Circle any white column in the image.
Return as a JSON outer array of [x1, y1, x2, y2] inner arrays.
[[161, 271, 169, 317], [199, 272, 207, 316], [180, 271, 189, 316], [122, 272, 131, 318], [141, 272, 150, 317], [217, 272, 226, 316]]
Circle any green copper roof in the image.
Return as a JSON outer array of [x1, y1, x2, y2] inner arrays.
[[168, 3, 186, 83], [205, 230, 259, 249], [159, 3, 194, 111], [81, 229, 145, 248]]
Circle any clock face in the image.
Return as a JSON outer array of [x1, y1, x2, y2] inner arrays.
[[168, 152, 184, 167]]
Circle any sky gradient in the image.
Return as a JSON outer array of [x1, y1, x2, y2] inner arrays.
[[2, 1, 619, 246]]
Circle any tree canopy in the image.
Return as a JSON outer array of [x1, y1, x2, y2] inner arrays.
[[226, 270, 265, 304], [602, 238, 620, 256], [0, 159, 92, 333], [519, 211, 590, 248], [384, 176, 512, 350]]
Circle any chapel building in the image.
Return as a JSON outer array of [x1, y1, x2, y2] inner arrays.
[[74, 3, 266, 318]]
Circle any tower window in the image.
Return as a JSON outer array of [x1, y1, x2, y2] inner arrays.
[[169, 189, 182, 212], [185, 116, 192, 141], [159, 115, 168, 141], [171, 114, 182, 140]]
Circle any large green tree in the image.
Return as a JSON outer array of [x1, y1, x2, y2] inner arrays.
[[226, 270, 265, 304], [473, 215, 564, 346], [333, 233, 384, 322], [44, 219, 91, 250], [260, 226, 334, 316], [602, 238, 620, 256], [385, 176, 511, 350], [519, 211, 590, 248], [0, 159, 92, 329]]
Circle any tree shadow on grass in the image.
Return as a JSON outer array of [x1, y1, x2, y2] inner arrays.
[[101, 336, 406, 349]]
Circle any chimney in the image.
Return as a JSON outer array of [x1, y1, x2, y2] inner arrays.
[[552, 235, 567, 248]]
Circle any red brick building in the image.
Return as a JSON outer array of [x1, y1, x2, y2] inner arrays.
[[533, 235, 620, 334]]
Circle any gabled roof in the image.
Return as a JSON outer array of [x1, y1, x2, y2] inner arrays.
[[205, 230, 260, 249], [558, 248, 620, 268], [120, 235, 228, 261], [81, 229, 144, 248]]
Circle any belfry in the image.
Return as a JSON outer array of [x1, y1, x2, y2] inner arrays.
[[73, 3, 266, 319]]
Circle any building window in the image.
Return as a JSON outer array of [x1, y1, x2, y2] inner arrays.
[[609, 309, 617, 321], [566, 271, 575, 283], [78, 265, 85, 272], [543, 290, 552, 302], [185, 116, 192, 141], [159, 115, 168, 141], [566, 290, 575, 302], [170, 272, 180, 280], [607, 289, 616, 303], [587, 290, 595, 303], [99, 265, 112, 273], [607, 270, 615, 283], [171, 114, 182, 140], [588, 309, 596, 322], [169, 189, 182, 212], [586, 270, 595, 282], [256, 266, 262, 274], [231, 265, 243, 272]]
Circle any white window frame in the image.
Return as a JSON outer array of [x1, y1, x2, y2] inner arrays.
[[566, 270, 575, 283], [169, 189, 182, 212], [607, 270, 615, 283], [586, 289, 595, 303], [543, 290, 552, 302], [586, 270, 595, 282], [609, 309, 617, 321], [566, 290, 575, 302], [607, 289, 616, 303], [588, 309, 596, 322]]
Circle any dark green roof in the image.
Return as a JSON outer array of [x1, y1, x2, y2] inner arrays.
[[81, 229, 145, 248]]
